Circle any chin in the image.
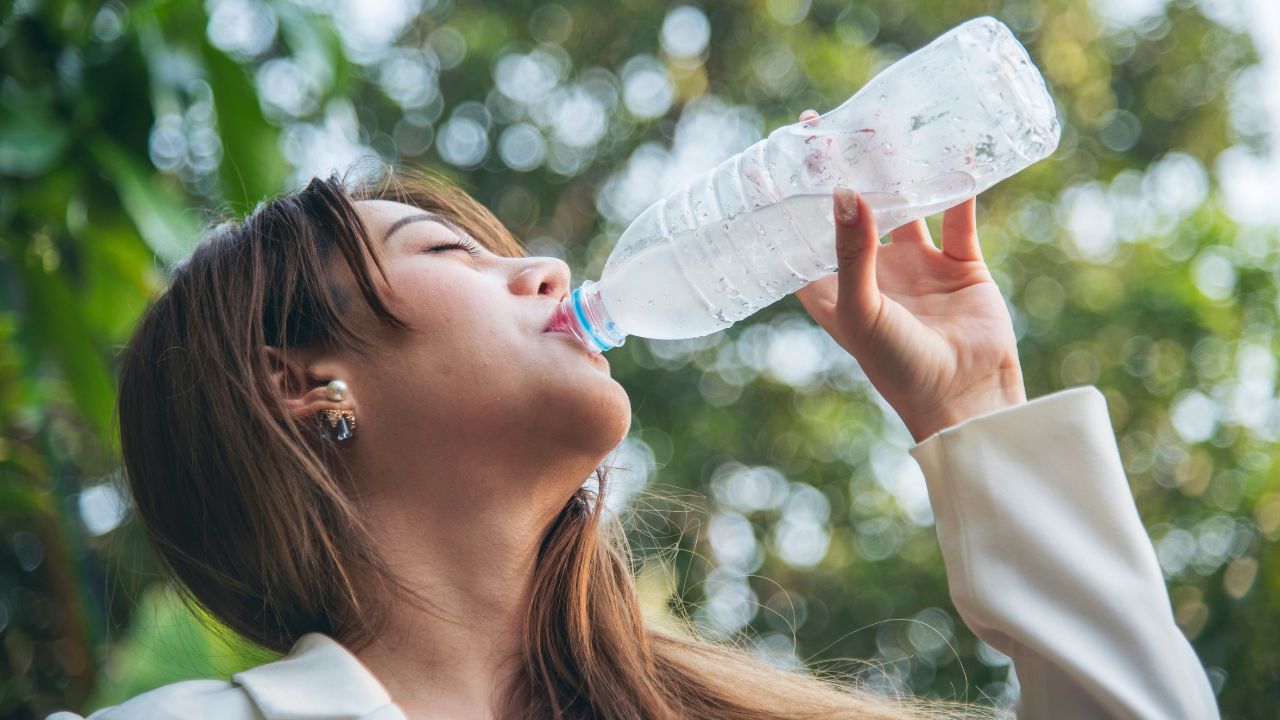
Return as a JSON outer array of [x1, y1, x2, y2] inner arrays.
[[555, 377, 632, 458]]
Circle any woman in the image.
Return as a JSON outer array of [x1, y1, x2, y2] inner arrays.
[[49, 156, 1218, 719]]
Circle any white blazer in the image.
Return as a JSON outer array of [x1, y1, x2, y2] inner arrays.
[[49, 386, 1220, 719]]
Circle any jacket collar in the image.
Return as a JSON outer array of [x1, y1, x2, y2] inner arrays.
[[232, 633, 407, 720]]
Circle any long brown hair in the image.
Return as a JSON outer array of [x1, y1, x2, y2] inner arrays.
[[116, 166, 996, 719]]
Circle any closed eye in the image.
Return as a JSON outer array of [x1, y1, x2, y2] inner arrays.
[[425, 240, 483, 257]]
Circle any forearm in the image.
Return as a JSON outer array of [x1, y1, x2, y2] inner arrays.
[[910, 387, 1219, 719]]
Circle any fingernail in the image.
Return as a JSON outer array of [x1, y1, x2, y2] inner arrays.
[[834, 187, 858, 224], [800, 109, 819, 124]]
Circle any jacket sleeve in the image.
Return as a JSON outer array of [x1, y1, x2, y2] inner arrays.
[[908, 386, 1219, 719]]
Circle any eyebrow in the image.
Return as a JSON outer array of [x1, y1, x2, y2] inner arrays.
[[383, 212, 468, 244]]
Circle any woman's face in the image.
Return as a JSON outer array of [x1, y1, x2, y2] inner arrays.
[[334, 199, 631, 500]]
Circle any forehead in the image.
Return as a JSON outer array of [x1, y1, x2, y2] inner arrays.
[[355, 199, 431, 228]]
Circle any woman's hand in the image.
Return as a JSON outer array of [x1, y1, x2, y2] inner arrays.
[[793, 111, 1026, 441]]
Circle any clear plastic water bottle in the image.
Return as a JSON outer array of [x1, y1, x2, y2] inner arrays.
[[548, 16, 1060, 354]]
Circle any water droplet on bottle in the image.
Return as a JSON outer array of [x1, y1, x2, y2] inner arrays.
[[788, 174, 799, 187]]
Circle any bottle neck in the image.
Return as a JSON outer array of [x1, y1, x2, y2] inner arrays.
[[549, 280, 626, 353]]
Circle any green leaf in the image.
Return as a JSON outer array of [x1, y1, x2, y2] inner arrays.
[[0, 91, 70, 177], [200, 39, 286, 214], [88, 137, 202, 267], [15, 251, 117, 443]]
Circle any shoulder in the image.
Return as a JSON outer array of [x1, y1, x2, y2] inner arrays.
[[47, 679, 263, 720], [45, 633, 401, 720]]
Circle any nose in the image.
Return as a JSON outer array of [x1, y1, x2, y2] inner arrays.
[[509, 256, 571, 301]]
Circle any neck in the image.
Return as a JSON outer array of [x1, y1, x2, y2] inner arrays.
[[347, 443, 595, 720]]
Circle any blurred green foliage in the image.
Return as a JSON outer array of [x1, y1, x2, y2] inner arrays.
[[2, 0, 1277, 717]]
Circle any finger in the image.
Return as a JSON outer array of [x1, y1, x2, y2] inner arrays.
[[799, 108, 819, 125], [795, 275, 838, 329], [940, 197, 982, 262], [890, 219, 934, 247], [833, 187, 882, 333]]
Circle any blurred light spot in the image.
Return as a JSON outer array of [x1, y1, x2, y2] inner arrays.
[[1100, 110, 1143, 152], [579, 66, 621, 113], [544, 140, 592, 176], [91, 1, 128, 43], [1060, 347, 1101, 385], [598, 95, 762, 223], [698, 369, 744, 406], [495, 185, 539, 229], [437, 116, 489, 168], [1191, 247, 1237, 301], [782, 481, 829, 523], [1156, 527, 1196, 578], [854, 516, 902, 561], [1228, 64, 1270, 140], [711, 463, 789, 513], [498, 123, 546, 171], [1089, 0, 1169, 29], [661, 6, 711, 59], [708, 511, 763, 572], [12, 531, 43, 572], [764, 317, 827, 388], [753, 632, 801, 670], [1061, 182, 1118, 263], [907, 607, 955, 659], [257, 57, 323, 120], [524, 236, 565, 260], [149, 114, 188, 172], [620, 55, 674, 120], [700, 567, 759, 635], [551, 85, 608, 148], [1216, 144, 1280, 227], [763, 589, 807, 632], [205, 0, 277, 60], [495, 49, 566, 105], [529, 3, 573, 45], [1192, 515, 1241, 575], [281, 99, 378, 187], [428, 25, 467, 70], [870, 446, 934, 527], [1143, 152, 1208, 219], [329, 0, 423, 65], [1023, 275, 1065, 321], [79, 482, 130, 536], [751, 40, 804, 97], [773, 515, 830, 568], [393, 115, 435, 157], [378, 49, 440, 109], [974, 638, 1012, 667], [1171, 390, 1219, 443], [1223, 556, 1258, 598], [766, 0, 811, 26], [599, 435, 656, 512]]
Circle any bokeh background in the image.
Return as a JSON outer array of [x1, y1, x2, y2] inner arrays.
[[3, 0, 1279, 717]]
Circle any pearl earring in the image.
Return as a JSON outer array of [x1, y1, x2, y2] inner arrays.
[[325, 379, 349, 401]]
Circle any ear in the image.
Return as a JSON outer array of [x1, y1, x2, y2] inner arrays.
[[264, 345, 356, 420]]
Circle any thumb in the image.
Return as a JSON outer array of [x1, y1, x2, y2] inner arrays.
[[832, 187, 882, 334]]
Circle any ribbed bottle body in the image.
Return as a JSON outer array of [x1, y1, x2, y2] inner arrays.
[[564, 17, 1059, 347]]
